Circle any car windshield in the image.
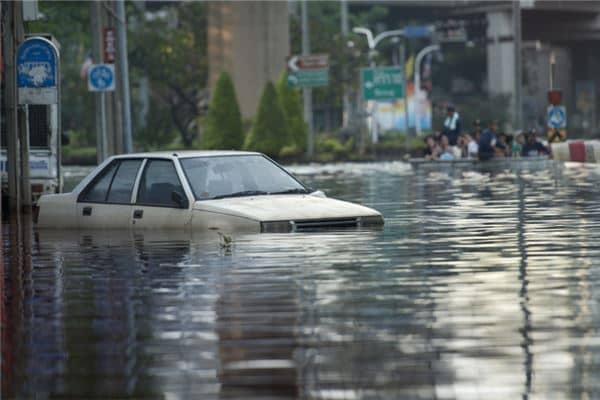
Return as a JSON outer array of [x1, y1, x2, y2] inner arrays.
[[180, 155, 308, 200]]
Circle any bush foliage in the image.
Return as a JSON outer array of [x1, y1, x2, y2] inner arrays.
[[245, 82, 290, 158], [202, 72, 243, 150], [276, 73, 307, 152]]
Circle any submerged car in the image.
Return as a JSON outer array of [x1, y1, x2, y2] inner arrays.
[[37, 151, 384, 232]]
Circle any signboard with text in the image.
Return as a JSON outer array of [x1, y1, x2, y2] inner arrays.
[[103, 28, 116, 63], [361, 67, 404, 101], [17, 36, 59, 104], [287, 54, 329, 87]]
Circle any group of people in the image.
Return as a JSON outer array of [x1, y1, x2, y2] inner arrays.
[[424, 106, 551, 161]]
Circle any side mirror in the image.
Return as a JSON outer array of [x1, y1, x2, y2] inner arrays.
[[171, 191, 188, 209]]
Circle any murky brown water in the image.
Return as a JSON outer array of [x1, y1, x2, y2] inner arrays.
[[4, 160, 600, 399]]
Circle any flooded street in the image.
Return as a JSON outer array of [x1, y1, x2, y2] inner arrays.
[[4, 160, 600, 399]]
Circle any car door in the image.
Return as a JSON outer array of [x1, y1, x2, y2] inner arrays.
[[131, 158, 193, 230], [76, 159, 143, 229]]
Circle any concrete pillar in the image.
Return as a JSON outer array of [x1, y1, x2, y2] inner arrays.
[[208, 1, 290, 119], [486, 10, 517, 130]]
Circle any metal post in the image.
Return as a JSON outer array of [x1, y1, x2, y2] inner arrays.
[[549, 51, 555, 90], [4, 2, 20, 212], [301, 0, 314, 159], [513, 0, 522, 130], [100, 92, 108, 160], [399, 43, 409, 140], [341, 0, 351, 128], [116, 0, 133, 153], [414, 44, 440, 137]]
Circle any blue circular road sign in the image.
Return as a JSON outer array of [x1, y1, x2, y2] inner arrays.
[[88, 64, 115, 92]]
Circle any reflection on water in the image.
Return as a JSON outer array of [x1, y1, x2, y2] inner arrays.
[[4, 160, 600, 399]]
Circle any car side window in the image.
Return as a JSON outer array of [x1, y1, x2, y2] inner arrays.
[[106, 160, 143, 203], [80, 160, 142, 204], [137, 160, 187, 208], [79, 162, 119, 203]]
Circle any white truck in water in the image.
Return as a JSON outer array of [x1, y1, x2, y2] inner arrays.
[[1, 104, 62, 204]]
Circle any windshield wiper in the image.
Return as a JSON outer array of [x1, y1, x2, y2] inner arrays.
[[269, 188, 310, 195], [211, 190, 269, 200]]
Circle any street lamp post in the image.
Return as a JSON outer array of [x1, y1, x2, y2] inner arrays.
[[353, 27, 405, 144], [414, 44, 440, 137]]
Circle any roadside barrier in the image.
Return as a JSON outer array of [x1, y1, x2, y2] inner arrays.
[[552, 140, 600, 163]]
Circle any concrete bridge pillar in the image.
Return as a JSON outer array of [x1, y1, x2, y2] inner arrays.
[[486, 9, 517, 130]]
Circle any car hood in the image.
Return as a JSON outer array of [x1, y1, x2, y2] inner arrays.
[[193, 194, 381, 221]]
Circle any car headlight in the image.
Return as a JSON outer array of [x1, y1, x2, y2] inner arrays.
[[358, 215, 384, 227], [261, 220, 293, 233]]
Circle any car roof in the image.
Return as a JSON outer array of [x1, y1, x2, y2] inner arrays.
[[109, 150, 261, 160]]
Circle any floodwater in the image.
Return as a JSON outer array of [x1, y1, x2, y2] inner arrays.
[[3, 159, 600, 399]]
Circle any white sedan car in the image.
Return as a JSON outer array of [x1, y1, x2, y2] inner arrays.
[[37, 151, 383, 233]]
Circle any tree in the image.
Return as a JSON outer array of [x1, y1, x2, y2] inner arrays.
[[245, 82, 290, 158], [28, 2, 95, 145], [276, 72, 307, 152], [129, 2, 208, 147], [202, 72, 243, 149]]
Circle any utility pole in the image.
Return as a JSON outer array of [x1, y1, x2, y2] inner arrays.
[[513, 0, 522, 130], [90, 1, 106, 163], [116, 0, 133, 153], [301, 0, 314, 159], [15, 3, 31, 210], [4, 1, 20, 212]]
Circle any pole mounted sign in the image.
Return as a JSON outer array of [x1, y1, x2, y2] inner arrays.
[[103, 28, 116, 63], [88, 64, 116, 92], [17, 37, 59, 104], [287, 54, 329, 88], [361, 67, 404, 101], [546, 104, 567, 142]]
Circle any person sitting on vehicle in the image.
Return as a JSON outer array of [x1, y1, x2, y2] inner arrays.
[[442, 105, 461, 146], [424, 135, 441, 160], [478, 120, 498, 161], [495, 133, 511, 157], [521, 130, 549, 157]]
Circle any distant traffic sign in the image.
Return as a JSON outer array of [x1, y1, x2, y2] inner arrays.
[[88, 64, 115, 92], [287, 54, 329, 88], [547, 105, 566, 129], [404, 25, 433, 39], [361, 67, 404, 101], [17, 36, 59, 104]]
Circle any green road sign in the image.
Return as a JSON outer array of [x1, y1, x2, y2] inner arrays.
[[287, 69, 329, 88], [361, 67, 404, 101], [287, 54, 329, 88]]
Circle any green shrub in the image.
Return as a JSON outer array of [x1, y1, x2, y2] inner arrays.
[[62, 146, 97, 166], [276, 72, 307, 151], [245, 82, 290, 158], [315, 136, 351, 161], [202, 71, 243, 150]]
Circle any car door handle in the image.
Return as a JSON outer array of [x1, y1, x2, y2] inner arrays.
[[82, 206, 92, 216], [133, 209, 144, 219]]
